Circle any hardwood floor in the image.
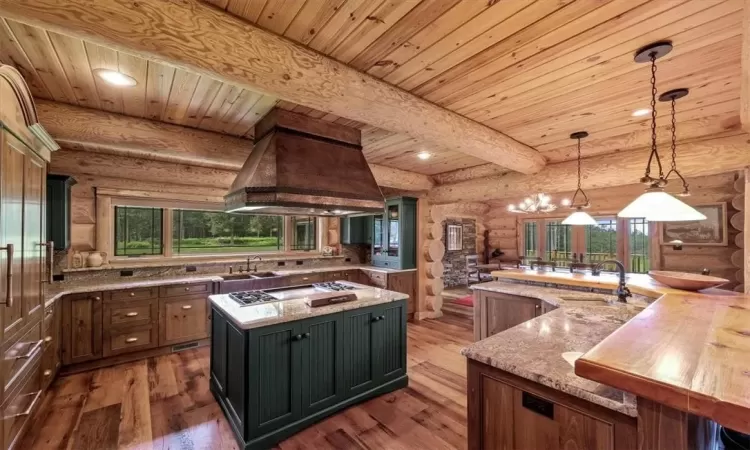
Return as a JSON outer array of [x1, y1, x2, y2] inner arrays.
[[21, 315, 473, 450]]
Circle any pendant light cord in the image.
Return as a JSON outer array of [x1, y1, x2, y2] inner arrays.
[[576, 136, 582, 191], [644, 53, 664, 183], [668, 96, 690, 194]]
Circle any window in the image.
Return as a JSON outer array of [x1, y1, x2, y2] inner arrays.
[[585, 218, 617, 264], [115, 206, 163, 256], [546, 220, 572, 267], [629, 218, 650, 273], [291, 216, 317, 251], [523, 221, 538, 258], [172, 210, 283, 254]]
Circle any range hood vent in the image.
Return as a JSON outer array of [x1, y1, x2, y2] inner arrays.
[[225, 108, 384, 216]]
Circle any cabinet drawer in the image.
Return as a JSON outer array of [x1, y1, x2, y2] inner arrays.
[[40, 341, 59, 391], [104, 298, 157, 329], [287, 273, 324, 285], [159, 281, 212, 298], [3, 354, 42, 450], [2, 323, 42, 396], [159, 297, 209, 346], [103, 325, 157, 357], [364, 271, 387, 288], [106, 287, 158, 303]]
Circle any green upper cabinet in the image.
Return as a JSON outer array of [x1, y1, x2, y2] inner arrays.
[[372, 197, 417, 270], [340, 215, 373, 245], [47, 175, 77, 251]]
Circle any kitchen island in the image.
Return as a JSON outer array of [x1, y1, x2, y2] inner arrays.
[[465, 270, 749, 450], [209, 281, 409, 450]]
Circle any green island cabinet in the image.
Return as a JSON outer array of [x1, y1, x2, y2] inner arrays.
[[210, 299, 408, 450], [372, 197, 417, 270]]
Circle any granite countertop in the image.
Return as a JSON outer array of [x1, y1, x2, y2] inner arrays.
[[209, 282, 408, 330], [463, 281, 651, 416]]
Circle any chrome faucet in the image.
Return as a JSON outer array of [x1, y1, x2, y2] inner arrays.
[[251, 255, 262, 272], [592, 259, 632, 303]]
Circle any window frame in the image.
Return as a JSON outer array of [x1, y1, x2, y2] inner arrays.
[[96, 192, 326, 262]]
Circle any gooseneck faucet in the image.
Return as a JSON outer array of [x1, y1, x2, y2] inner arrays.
[[251, 255, 262, 272], [591, 259, 632, 303]]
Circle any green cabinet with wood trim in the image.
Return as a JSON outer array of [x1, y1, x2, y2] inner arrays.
[[210, 299, 408, 450], [372, 197, 417, 270]]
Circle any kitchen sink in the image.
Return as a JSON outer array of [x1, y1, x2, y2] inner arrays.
[[221, 271, 280, 281], [251, 271, 280, 278]]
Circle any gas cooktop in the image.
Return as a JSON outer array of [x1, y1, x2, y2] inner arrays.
[[312, 282, 357, 292], [228, 290, 277, 306]]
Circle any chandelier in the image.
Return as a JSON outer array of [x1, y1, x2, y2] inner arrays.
[[508, 193, 559, 214]]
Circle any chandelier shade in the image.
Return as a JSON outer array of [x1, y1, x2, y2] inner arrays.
[[617, 188, 706, 221], [562, 209, 597, 225]]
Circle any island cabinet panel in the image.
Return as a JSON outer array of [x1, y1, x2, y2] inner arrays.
[[210, 299, 408, 450], [469, 360, 637, 450], [61, 292, 103, 365], [299, 315, 344, 416], [475, 291, 541, 340], [248, 321, 301, 437]]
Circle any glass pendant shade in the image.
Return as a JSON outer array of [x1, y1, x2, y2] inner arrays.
[[617, 189, 706, 221], [562, 209, 597, 225]]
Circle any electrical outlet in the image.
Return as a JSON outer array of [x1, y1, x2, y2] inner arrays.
[[120, 270, 134, 277], [186, 266, 197, 272], [296, 260, 303, 265], [277, 261, 286, 266]]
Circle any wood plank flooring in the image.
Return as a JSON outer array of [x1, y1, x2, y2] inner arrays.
[[21, 314, 473, 450]]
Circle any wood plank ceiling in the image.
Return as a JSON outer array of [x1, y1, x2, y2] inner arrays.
[[0, 0, 744, 180]]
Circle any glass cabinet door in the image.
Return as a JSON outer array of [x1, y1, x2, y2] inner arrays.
[[387, 203, 399, 257], [373, 214, 384, 256]]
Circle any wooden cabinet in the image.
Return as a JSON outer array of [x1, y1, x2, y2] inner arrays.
[[210, 299, 408, 450], [372, 197, 417, 270], [474, 291, 542, 340], [158, 295, 209, 346], [62, 292, 103, 365], [40, 302, 60, 391], [468, 359, 637, 450]]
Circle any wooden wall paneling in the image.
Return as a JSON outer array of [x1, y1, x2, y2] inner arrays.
[[95, 195, 111, 258], [181, 76, 223, 129], [145, 61, 175, 121], [283, 0, 348, 46], [254, 0, 306, 35], [741, 0, 750, 132], [117, 52, 148, 117], [162, 69, 201, 124], [744, 168, 749, 294], [45, 31, 100, 109], [0, 0, 547, 175]]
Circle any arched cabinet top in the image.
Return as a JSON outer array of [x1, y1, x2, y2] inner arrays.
[[0, 65, 59, 159]]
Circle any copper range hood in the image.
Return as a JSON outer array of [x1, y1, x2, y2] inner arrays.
[[225, 108, 384, 216]]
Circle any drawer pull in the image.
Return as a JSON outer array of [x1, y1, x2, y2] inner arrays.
[[44, 336, 52, 343], [125, 312, 139, 317], [184, 287, 190, 291], [15, 340, 42, 360], [1, 243, 13, 308], [125, 337, 138, 343], [181, 305, 193, 310], [8, 390, 42, 418], [94, 296, 101, 301], [129, 292, 135, 297], [303, 277, 309, 281], [43, 369, 52, 377]]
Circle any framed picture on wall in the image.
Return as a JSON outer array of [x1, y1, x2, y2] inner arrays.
[[660, 202, 728, 246], [447, 224, 463, 251]]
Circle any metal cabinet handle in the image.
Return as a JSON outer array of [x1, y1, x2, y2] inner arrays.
[[303, 332, 310, 339], [535, 305, 541, 309], [181, 305, 193, 310], [303, 277, 309, 281], [125, 337, 138, 343], [43, 369, 52, 377], [126, 312, 139, 317], [15, 340, 42, 360], [129, 292, 135, 297], [93, 296, 101, 301], [292, 334, 303, 341], [184, 287, 190, 291], [38, 241, 54, 283], [44, 336, 52, 343], [8, 390, 42, 418], [1, 244, 13, 308]]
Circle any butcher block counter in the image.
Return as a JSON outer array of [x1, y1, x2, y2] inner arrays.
[[490, 270, 750, 439]]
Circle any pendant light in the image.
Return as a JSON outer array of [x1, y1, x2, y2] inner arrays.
[[617, 41, 706, 222], [562, 131, 596, 225], [660, 88, 691, 196]]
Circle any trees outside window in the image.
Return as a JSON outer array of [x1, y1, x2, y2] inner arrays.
[[172, 210, 283, 254]]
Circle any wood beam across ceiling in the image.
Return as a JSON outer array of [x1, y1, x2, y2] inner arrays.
[[36, 100, 434, 192], [429, 133, 750, 204], [0, 0, 546, 175]]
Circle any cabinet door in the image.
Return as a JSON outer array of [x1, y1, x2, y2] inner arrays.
[[0, 132, 27, 343], [342, 307, 377, 397], [22, 151, 45, 335], [299, 313, 344, 416], [158, 296, 209, 346], [62, 293, 103, 365], [210, 307, 228, 395], [224, 320, 246, 438], [373, 301, 407, 384], [248, 321, 301, 438], [483, 293, 541, 337]]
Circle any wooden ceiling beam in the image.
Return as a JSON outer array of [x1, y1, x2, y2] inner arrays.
[[429, 133, 750, 204], [36, 100, 434, 191], [0, 0, 546, 174]]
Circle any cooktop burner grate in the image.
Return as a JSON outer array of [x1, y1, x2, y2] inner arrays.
[[228, 290, 277, 306]]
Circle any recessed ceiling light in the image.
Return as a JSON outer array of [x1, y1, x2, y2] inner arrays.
[[417, 151, 431, 160], [631, 108, 651, 117], [94, 69, 137, 87]]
